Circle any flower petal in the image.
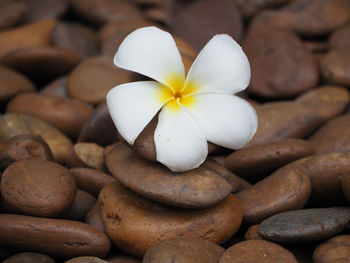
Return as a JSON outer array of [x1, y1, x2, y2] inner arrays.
[[184, 34, 250, 95], [114, 27, 185, 90], [184, 93, 257, 149], [154, 102, 208, 172], [106, 81, 173, 145]]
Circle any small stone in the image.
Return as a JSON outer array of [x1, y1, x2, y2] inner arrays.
[[0, 0, 27, 30], [143, 237, 225, 263], [67, 143, 105, 171], [2, 252, 55, 263], [313, 235, 350, 263], [245, 225, 265, 240], [41, 76, 68, 97], [259, 208, 350, 243], [99, 181, 243, 257], [105, 143, 232, 208], [1, 160, 76, 217], [219, 240, 298, 263], [329, 23, 350, 49], [321, 48, 350, 86], [65, 257, 109, 263], [85, 202, 105, 233]]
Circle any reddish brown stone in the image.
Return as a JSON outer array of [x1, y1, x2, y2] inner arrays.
[[65, 257, 109, 263], [329, 23, 350, 49], [0, 0, 27, 30], [313, 235, 350, 263], [85, 202, 105, 233], [21, 0, 67, 23], [2, 252, 55, 263], [321, 48, 350, 86], [67, 143, 105, 171], [245, 225, 265, 240]]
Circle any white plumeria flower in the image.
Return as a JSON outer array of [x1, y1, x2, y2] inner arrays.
[[107, 27, 258, 172]]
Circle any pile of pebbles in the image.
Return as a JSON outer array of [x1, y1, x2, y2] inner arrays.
[[0, 0, 350, 262]]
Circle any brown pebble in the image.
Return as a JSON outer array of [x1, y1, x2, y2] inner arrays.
[[85, 202, 105, 233], [78, 102, 120, 147], [51, 22, 98, 59], [219, 240, 298, 263], [313, 235, 350, 263], [0, 0, 27, 30], [0, 113, 73, 163], [245, 225, 265, 240], [0, 134, 53, 168], [2, 252, 55, 263], [243, 27, 318, 98], [65, 257, 109, 263], [99, 181, 243, 257], [1, 46, 80, 81], [278, 152, 350, 205], [329, 23, 350, 50], [224, 138, 315, 181], [21, 0, 67, 23], [1, 160, 76, 217], [67, 56, 132, 105], [105, 143, 232, 208], [0, 214, 110, 258], [143, 237, 225, 263], [7, 93, 93, 139], [173, 0, 243, 51], [70, 168, 115, 197], [237, 168, 311, 225], [67, 143, 105, 171], [321, 48, 350, 86], [234, 0, 290, 18], [0, 19, 57, 59], [259, 208, 350, 243], [0, 65, 35, 103], [41, 76, 68, 97], [60, 189, 96, 222]]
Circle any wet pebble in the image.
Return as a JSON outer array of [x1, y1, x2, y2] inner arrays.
[[99, 181, 242, 257], [67, 143, 105, 171], [85, 202, 105, 233], [259, 208, 350, 243], [105, 143, 232, 208], [1, 160, 76, 217], [143, 237, 224, 263], [313, 235, 350, 263], [2, 252, 55, 263]]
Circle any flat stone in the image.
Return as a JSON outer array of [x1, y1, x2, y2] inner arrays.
[[219, 240, 298, 263], [67, 56, 132, 105], [105, 143, 232, 208], [0, 214, 110, 258], [0, 0, 27, 30], [21, 0, 67, 22], [0, 65, 35, 103], [224, 138, 315, 181], [7, 93, 93, 139], [143, 237, 224, 263], [0, 113, 73, 163], [1, 160, 76, 217], [321, 48, 350, 86], [259, 208, 350, 243], [278, 152, 350, 205], [329, 23, 350, 49], [2, 252, 55, 263], [237, 168, 311, 225], [313, 235, 350, 263], [99, 182, 242, 257], [243, 27, 318, 98], [173, 0, 243, 51]]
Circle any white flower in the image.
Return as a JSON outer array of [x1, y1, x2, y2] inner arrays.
[[107, 27, 258, 172]]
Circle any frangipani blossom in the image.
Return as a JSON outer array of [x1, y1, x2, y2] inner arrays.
[[107, 27, 258, 172]]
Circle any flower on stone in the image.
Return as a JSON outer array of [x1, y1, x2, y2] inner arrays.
[[107, 27, 258, 172]]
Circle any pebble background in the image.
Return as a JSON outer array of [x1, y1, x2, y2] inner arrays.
[[0, 0, 350, 262]]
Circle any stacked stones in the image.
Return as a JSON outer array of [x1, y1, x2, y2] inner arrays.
[[0, 0, 349, 262]]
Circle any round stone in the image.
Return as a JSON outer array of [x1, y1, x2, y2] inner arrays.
[[321, 48, 350, 86], [329, 23, 350, 49], [67, 143, 105, 171], [65, 257, 109, 263], [219, 240, 298, 263], [105, 143, 232, 208], [99, 181, 243, 257], [143, 237, 225, 263], [313, 235, 350, 263], [259, 208, 350, 243], [85, 202, 105, 233], [2, 252, 55, 263], [0, 0, 26, 30], [1, 160, 76, 217], [245, 225, 265, 241]]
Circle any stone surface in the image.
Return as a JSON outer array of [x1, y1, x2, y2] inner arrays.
[[248, 86, 349, 146], [245, 224, 265, 240], [0, 113, 73, 163], [7, 93, 93, 139], [99, 182, 242, 257], [2, 252, 55, 263], [341, 173, 350, 202], [67, 56, 132, 105], [65, 257, 109, 263], [70, 168, 115, 197], [41, 76, 68, 97], [173, 0, 243, 51], [0, 65, 35, 103], [329, 23, 350, 49], [21, 0, 67, 22], [0, 0, 26, 30], [243, 27, 318, 98], [224, 138, 315, 181], [237, 168, 311, 224], [0, 134, 53, 168], [259, 208, 350, 243], [313, 235, 350, 263], [67, 143, 105, 171], [321, 48, 350, 86], [1, 160, 76, 217], [106, 143, 232, 208], [85, 202, 105, 233], [219, 240, 298, 263], [0, 19, 56, 59], [143, 237, 225, 263], [0, 214, 110, 258], [234, 0, 290, 17]]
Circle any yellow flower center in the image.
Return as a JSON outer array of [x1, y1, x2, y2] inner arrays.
[[158, 74, 199, 112]]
